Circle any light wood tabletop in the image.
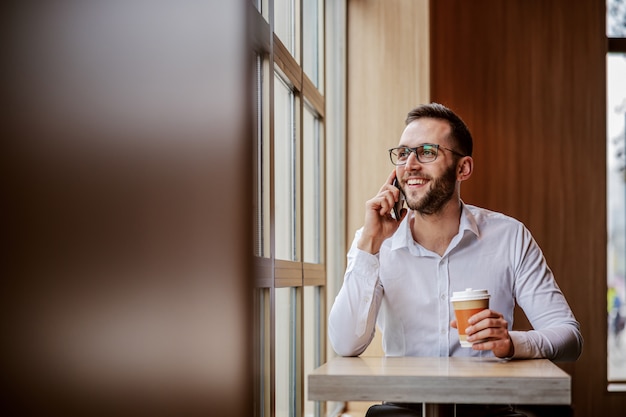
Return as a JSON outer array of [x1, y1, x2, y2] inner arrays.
[[308, 356, 571, 406]]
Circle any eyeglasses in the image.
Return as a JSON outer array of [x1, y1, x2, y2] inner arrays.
[[388, 144, 466, 165]]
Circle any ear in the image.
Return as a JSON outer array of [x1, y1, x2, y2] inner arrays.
[[457, 156, 473, 182]]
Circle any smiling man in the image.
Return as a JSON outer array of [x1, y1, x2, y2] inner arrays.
[[328, 103, 582, 417]]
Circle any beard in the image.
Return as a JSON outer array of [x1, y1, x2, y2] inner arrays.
[[404, 163, 458, 215]]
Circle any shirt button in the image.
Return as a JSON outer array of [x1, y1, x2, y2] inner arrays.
[[440, 293, 447, 300], [440, 329, 446, 335], [363, 297, 370, 303]]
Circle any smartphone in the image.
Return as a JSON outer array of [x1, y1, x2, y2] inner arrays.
[[392, 178, 405, 221]]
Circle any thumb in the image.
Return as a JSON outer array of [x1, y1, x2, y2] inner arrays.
[[450, 320, 458, 329]]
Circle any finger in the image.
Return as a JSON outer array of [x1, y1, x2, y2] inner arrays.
[[379, 170, 399, 193], [467, 321, 510, 350], [378, 189, 397, 215], [471, 336, 514, 358], [468, 309, 502, 325], [367, 190, 394, 211], [465, 317, 508, 338], [467, 325, 507, 341], [471, 339, 501, 352], [450, 320, 458, 329]]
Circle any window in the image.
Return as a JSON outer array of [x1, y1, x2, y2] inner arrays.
[[607, 0, 626, 392], [251, 1, 332, 416], [274, 73, 298, 262], [607, 51, 626, 391]]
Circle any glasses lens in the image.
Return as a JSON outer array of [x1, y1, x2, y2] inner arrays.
[[418, 144, 438, 162], [390, 147, 408, 165]]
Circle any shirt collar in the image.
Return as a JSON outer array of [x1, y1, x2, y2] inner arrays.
[[390, 201, 480, 251], [459, 201, 480, 238]]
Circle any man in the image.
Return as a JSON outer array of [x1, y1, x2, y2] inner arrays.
[[328, 103, 582, 416]]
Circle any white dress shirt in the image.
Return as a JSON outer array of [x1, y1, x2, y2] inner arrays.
[[328, 203, 583, 360]]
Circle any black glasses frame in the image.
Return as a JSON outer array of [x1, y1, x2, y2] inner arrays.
[[388, 144, 466, 165]]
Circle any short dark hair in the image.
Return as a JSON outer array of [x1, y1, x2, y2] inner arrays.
[[405, 103, 473, 157]]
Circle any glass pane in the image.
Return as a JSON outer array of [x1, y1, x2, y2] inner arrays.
[[303, 105, 323, 263], [275, 0, 295, 55], [275, 287, 296, 417], [255, 288, 271, 417], [262, 59, 272, 258], [607, 52, 626, 382], [303, 0, 323, 88], [607, 0, 626, 37], [253, 0, 270, 22], [304, 286, 321, 417], [254, 56, 271, 258], [274, 73, 297, 261], [254, 55, 264, 257]]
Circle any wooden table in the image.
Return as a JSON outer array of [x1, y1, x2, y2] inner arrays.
[[308, 356, 571, 416]]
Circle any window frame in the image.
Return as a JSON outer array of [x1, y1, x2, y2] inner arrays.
[[607, 34, 626, 392], [250, 2, 329, 416]]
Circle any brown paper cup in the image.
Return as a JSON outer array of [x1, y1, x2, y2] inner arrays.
[[451, 288, 490, 347]]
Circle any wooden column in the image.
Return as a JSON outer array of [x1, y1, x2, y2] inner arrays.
[[431, 0, 617, 414]]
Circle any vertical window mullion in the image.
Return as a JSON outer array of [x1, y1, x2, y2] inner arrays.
[[290, 287, 297, 417], [314, 118, 321, 263], [291, 93, 298, 262], [255, 55, 264, 258]]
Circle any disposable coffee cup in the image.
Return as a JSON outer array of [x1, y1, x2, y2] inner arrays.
[[450, 288, 490, 347]]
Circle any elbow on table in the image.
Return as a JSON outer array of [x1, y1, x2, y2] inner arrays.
[[511, 327, 583, 362], [566, 330, 584, 361], [546, 328, 584, 362], [329, 333, 369, 357]]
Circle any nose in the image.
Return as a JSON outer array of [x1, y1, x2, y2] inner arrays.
[[404, 150, 422, 169]]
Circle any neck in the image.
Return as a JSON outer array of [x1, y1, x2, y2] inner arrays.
[[410, 198, 462, 256]]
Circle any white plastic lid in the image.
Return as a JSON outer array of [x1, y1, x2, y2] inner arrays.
[[450, 288, 490, 302]]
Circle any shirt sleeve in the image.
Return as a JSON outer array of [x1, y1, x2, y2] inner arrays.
[[328, 229, 385, 357], [509, 226, 583, 361]]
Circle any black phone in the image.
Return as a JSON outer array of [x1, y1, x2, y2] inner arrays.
[[392, 178, 405, 221]]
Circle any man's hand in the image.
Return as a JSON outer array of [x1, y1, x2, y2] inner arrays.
[[450, 309, 514, 358], [357, 170, 407, 254]]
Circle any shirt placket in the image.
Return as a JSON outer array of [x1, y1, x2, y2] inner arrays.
[[437, 256, 451, 356]]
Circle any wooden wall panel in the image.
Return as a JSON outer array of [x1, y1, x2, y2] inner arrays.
[[347, 0, 430, 246], [431, 0, 619, 415], [345, 7, 429, 410]]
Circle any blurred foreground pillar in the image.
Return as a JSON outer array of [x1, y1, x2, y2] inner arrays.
[[1, 2, 253, 416]]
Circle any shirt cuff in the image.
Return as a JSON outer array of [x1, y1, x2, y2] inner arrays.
[[351, 249, 380, 285], [508, 331, 532, 359]]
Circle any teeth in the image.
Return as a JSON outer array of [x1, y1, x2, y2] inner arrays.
[[407, 178, 426, 185]]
